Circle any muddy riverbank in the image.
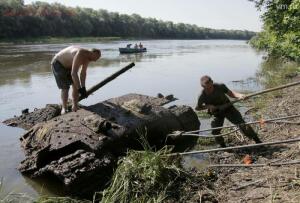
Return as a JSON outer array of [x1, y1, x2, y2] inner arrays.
[[196, 74, 300, 202]]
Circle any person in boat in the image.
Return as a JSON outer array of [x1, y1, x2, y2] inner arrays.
[[134, 43, 138, 49], [195, 75, 262, 147], [139, 42, 143, 49], [51, 46, 101, 114], [126, 44, 132, 48]]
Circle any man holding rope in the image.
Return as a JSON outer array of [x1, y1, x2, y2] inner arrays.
[[195, 75, 262, 147]]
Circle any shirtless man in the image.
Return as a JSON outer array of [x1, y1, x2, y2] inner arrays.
[[51, 46, 101, 114]]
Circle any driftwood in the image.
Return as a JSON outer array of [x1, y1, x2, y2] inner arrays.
[[233, 179, 266, 190]]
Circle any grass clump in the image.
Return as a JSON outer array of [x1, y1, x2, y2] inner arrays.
[[247, 58, 300, 115], [35, 197, 89, 203], [196, 111, 212, 119], [100, 135, 206, 203], [257, 58, 300, 89]]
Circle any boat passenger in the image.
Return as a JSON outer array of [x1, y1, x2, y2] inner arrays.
[[139, 42, 143, 49]]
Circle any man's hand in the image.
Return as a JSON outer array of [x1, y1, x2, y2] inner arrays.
[[237, 93, 246, 100], [228, 90, 247, 100], [78, 87, 88, 98], [206, 105, 217, 112]]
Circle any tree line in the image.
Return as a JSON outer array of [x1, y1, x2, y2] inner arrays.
[[249, 0, 300, 62], [0, 0, 256, 40]]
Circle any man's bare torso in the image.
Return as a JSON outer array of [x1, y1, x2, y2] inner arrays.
[[54, 46, 80, 69]]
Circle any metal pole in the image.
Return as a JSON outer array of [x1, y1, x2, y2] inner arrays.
[[208, 160, 300, 168], [169, 137, 300, 156], [183, 114, 300, 134], [199, 80, 300, 112], [79, 62, 135, 101]]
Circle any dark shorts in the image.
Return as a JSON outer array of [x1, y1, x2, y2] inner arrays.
[[51, 60, 73, 89]]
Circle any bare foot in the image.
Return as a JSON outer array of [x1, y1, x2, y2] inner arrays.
[[61, 108, 67, 115], [72, 105, 78, 112]]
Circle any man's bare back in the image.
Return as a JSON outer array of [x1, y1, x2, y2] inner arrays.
[[53, 46, 80, 69]]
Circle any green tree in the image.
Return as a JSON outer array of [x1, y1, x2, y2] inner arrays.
[[0, 1, 256, 41], [249, 0, 300, 61]]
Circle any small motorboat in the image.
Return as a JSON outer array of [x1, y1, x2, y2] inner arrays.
[[119, 47, 147, 54]]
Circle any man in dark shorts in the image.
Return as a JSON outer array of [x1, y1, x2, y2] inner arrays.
[[51, 46, 101, 114], [195, 75, 262, 147]]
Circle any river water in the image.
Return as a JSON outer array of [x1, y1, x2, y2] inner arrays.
[[0, 40, 263, 196]]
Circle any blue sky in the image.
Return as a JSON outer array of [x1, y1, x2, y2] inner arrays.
[[24, 0, 263, 31]]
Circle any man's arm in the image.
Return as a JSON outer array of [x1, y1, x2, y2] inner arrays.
[[71, 50, 85, 90], [220, 83, 245, 100], [80, 63, 87, 88], [227, 90, 245, 100]]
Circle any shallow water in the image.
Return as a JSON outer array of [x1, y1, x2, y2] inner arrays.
[[0, 40, 263, 196]]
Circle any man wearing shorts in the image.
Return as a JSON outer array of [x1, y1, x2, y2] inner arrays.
[[51, 46, 101, 114]]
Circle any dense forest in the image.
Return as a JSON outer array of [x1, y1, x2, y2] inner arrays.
[[249, 0, 300, 62], [0, 0, 256, 40]]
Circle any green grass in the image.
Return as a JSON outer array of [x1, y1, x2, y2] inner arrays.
[[248, 58, 300, 115], [100, 134, 183, 203], [34, 197, 90, 203], [257, 58, 300, 89], [196, 111, 212, 119], [196, 137, 215, 147]]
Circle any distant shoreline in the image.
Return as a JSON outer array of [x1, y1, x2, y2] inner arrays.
[[0, 37, 250, 45], [0, 37, 122, 45]]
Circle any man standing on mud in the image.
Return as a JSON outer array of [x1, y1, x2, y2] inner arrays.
[[51, 46, 101, 114], [195, 75, 262, 147]]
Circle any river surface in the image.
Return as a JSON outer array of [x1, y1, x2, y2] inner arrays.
[[0, 40, 263, 196]]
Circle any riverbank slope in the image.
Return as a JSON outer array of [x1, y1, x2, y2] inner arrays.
[[205, 74, 300, 202]]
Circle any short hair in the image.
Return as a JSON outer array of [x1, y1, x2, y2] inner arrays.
[[91, 48, 100, 55], [200, 75, 213, 86]]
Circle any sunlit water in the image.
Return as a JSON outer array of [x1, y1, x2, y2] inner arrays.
[[0, 40, 263, 196]]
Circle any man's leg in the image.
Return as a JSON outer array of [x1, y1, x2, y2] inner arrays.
[[61, 89, 69, 114], [71, 84, 79, 112], [211, 116, 226, 147], [225, 107, 262, 143]]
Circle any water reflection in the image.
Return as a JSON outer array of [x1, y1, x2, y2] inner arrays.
[[0, 40, 262, 87]]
